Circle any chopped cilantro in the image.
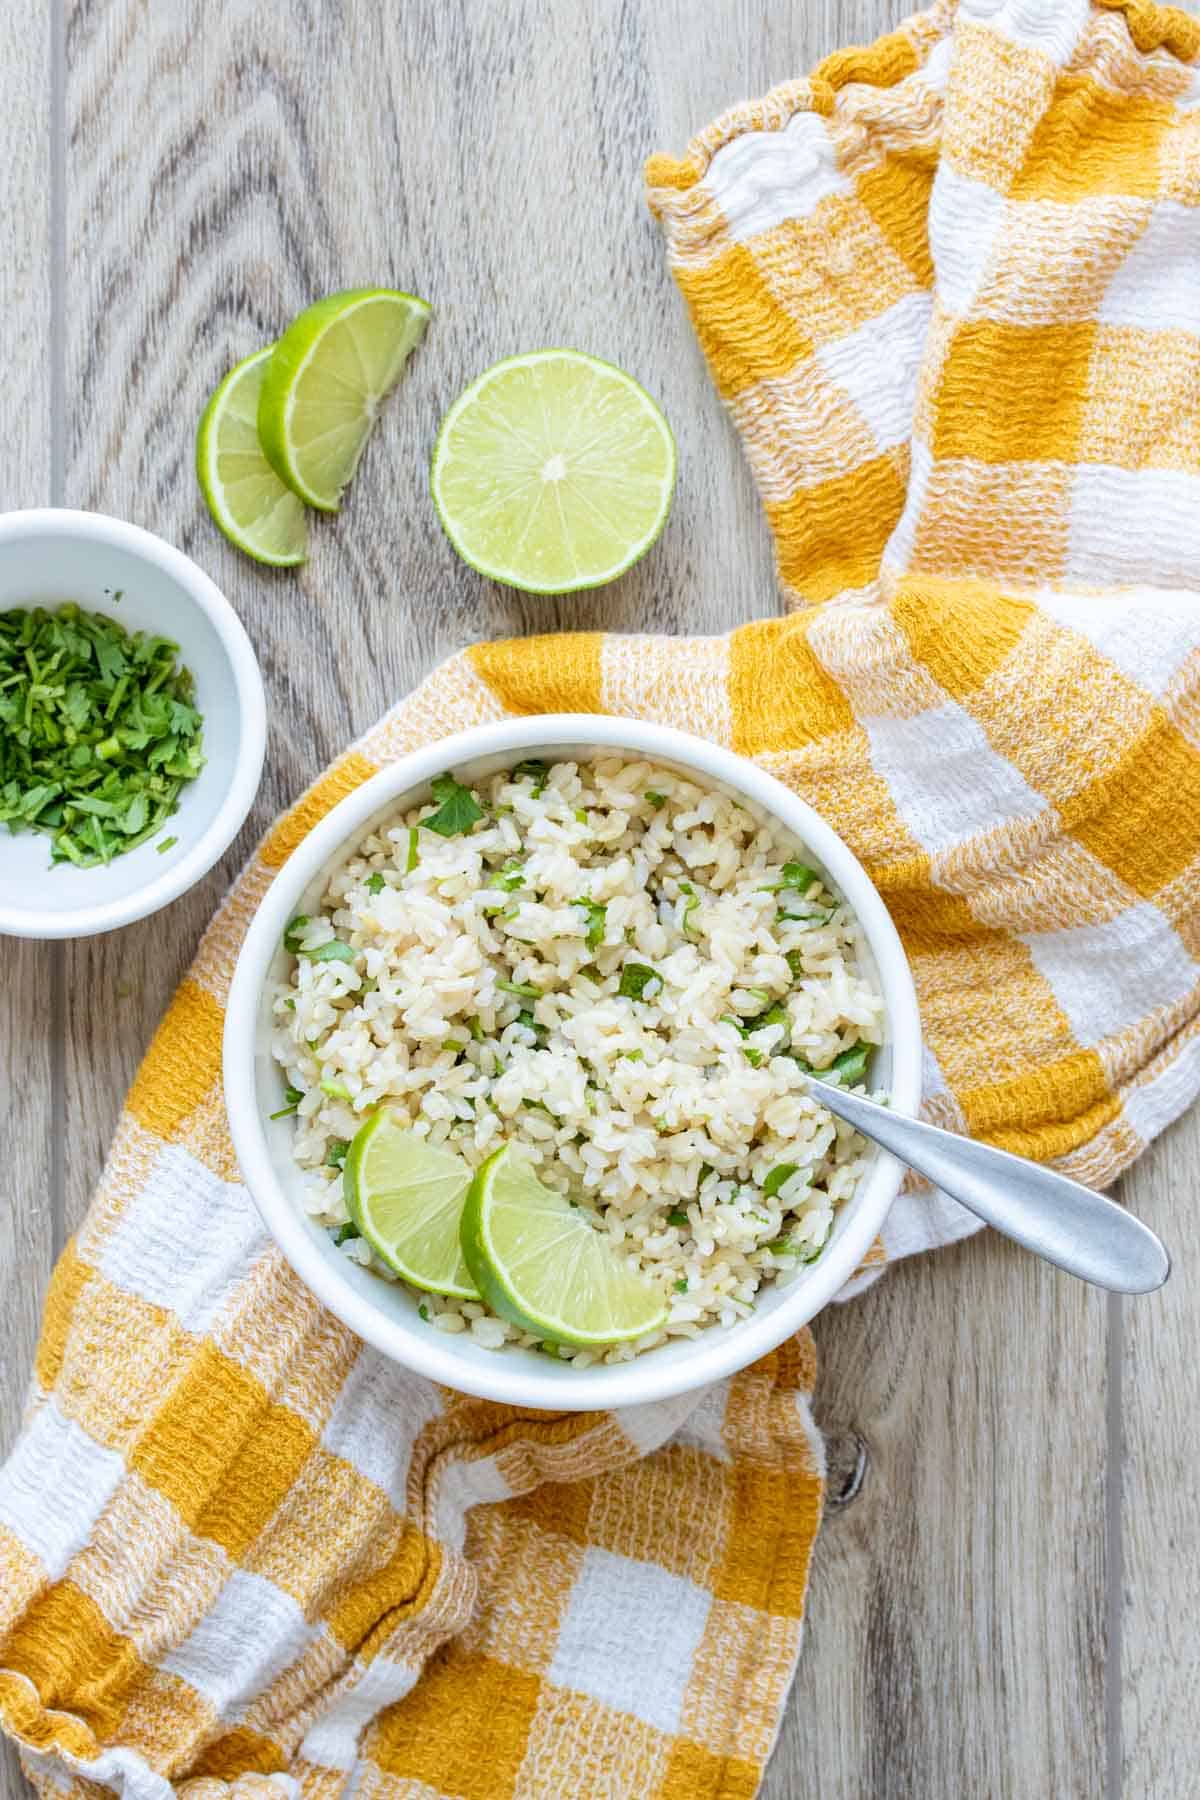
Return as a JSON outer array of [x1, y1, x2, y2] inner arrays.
[[365, 871, 385, 895], [467, 1015, 485, 1042], [418, 1302, 430, 1321], [830, 1042, 871, 1085], [667, 1209, 690, 1227], [319, 1076, 352, 1100], [422, 773, 484, 837], [283, 915, 310, 954], [406, 827, 421, 872], [488, 857, 526, 891], [786, 949, 805, 980], [512, 759, 549, 797], [269, 1084, 303, 1120], [674, 1278, 689, 1293], [303, 939, 357, 964], [497, 976, 540, 999], [778, 907, 834, 929], [325, 1139, 349, 1170], [762, 1162, 799, 1198], [618, 962, 661, 1001], [743, 1047, 765, 1067], [618, 1048, 645, 1062], [333, 1222, 361, 1246], [0, 602, 206, 867], [577, 897, 607, 949], [646, 790, 667, 809], [677, 880, 700, 936], [759, 862, 822, 896]]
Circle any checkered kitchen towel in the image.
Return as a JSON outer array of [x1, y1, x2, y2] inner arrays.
[[2, 1, 1200, 1795]]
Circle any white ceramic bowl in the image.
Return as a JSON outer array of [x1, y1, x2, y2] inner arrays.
[[224, 716, 921, 1410], [0, 510, 266, 939]]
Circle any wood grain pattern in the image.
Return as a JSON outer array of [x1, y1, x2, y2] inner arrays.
[[774, 1235, 1109, 1798], [0, 2, 1194, 1796], [1120, 1108, 1200, 1799], [0, 21, 52, 1800]]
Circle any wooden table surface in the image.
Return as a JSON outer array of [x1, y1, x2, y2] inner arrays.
[[2, 3, 1197, 1795]]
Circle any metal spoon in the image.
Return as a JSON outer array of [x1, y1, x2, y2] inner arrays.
[[805, 1074, 1170, 1294]]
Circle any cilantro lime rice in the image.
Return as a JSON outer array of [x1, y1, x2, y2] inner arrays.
[[270, 756, 885, 1364]]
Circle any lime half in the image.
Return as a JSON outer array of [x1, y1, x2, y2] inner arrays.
[[459, 1146, 668, 1346], [430, 349, 676, 594], [196, 348, 309, 566], [258, 288, 432, 511], [344, 1112, 478, 1299]]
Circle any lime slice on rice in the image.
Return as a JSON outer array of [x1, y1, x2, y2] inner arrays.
[[258, 287, 432, 511], [196, 348, 309, 566], [459, 1145, 668, 1346], [430, 349, 676, 594], [344, 1112, 479, 1299]]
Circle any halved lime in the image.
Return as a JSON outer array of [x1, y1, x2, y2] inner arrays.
[[344, 1112, 478, 1299], [459, 1146, 668, 1346], [258, 288, 432, 511], [196, 348, 309, 566], [430, 349, 676, 594]]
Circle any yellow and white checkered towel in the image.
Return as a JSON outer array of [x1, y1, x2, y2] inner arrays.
[[3, 1, 1200, 1794]]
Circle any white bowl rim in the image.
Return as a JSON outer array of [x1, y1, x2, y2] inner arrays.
[[224, 714, 922, 1411], [0, 508, 266, 940]]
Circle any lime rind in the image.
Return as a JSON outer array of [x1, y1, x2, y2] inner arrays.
[[344, 1111, 479, 1300], [430, 348, 677, 595], [460, 1146, 668, 1346], [258, 287, 432, 512], [196, 347, 309, 567]]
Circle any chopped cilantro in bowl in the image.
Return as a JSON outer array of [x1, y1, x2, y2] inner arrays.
[[0, 602, 206, 867]]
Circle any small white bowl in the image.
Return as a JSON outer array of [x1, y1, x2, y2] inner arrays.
[[0, 510, 266, 939], [224, 716, 921, 1411]]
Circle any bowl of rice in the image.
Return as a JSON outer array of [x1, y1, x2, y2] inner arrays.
[[224, 715, 921, 1410]]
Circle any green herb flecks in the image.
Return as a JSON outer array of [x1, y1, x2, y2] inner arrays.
[[667, 1209, 690, 1227], [364, 871, 385, 895], [333, 1222, 361, 1246], [512, 759, 548, 797], [760, 861, 823, 895], [326, 1139, 350, 1170], [283, 915, 310, 954], [302, 939, 357, 965], [497, 976, 540, 1000], [762, 1162, 799, 1198], [618, 962, 661, 1002], [829, 1042, 871, 1085], [489, 857, 526, 892], [269, 1084, 303, 1120], [0, 602, 205, 867], [677, 879, 700, 936], [577, 897, 607, 949], [646, 790, 667, 809], [422, 772, 484, 837]]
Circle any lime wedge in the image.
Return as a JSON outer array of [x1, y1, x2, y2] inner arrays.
[[258, 288, 432, 511], [459, 1146, 668, 1346], [195, 348, 309, 566], [430, 349, 676, 594], [344, 1112, 478, 1299]]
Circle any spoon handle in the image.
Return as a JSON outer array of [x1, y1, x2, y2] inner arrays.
[[806, 1076, 1170, 1294]]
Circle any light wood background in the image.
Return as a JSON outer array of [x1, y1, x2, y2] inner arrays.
[[1, 2, 1196, 1795]]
